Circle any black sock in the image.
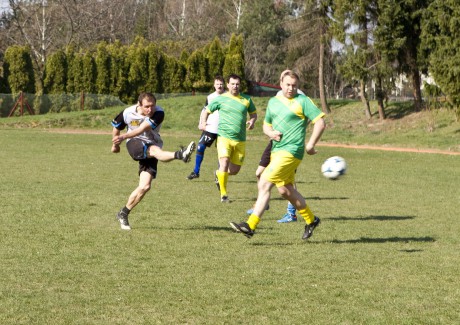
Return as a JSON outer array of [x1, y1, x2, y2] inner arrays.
[[174, 150, 181, 159], [122, 206, 130, 215]]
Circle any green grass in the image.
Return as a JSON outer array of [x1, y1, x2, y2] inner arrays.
[[1, 96, 459, 152], [0, 126, 459, 324]]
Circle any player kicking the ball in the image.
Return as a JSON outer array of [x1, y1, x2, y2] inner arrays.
[[111, 92, 195, 230]]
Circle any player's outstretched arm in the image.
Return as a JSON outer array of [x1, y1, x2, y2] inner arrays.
[[112, 120, 151, 144], [113, 110, 164, 145]]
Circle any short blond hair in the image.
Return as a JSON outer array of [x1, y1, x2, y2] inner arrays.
[[280, 69, 300, 82]]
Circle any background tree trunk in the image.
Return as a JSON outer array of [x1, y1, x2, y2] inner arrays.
[[412, 69, 423, 111], [360, 80, 372, 119], [318, 28, 330, 113]]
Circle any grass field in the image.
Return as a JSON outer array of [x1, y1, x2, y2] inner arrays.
[[0, 120, 459, 324], [1, 96, 459, 152]]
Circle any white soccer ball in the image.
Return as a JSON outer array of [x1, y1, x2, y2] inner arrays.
[[321, 156, 347, 180]]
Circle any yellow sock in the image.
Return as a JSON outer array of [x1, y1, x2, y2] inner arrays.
[[216, 170, 228, 196], [247, 214, 260, 230], [298, 205, 315, 224]]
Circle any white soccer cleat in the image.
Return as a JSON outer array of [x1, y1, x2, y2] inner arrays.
[[180, 141, 196, 163]]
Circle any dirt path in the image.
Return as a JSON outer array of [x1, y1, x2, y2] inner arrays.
[[48, 128, 460, 156], [318, 143, 460, 156]]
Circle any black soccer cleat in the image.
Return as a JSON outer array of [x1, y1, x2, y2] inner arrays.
[[116, 210, 131, 230], [179, 141, 196, 163], [230, 222, 254, 238], [187, 171, 200, 180], [302, 216, 320, 240]]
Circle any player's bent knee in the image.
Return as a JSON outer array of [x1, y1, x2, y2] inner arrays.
[[197, 144, 206, 153], [139, 184, 151, 193]]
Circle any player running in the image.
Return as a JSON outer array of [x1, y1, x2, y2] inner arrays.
[[230, 70, 325, 240], [186, 75, 225, 180]]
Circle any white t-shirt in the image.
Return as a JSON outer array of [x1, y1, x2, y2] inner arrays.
[[123, 104, 163, 148], [199, 91, 223, 134]]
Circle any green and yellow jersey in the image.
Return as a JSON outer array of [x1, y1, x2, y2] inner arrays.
[[207, 92, 256, 141], [264, 94, 324, 160]]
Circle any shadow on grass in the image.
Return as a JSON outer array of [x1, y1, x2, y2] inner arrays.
[[329, 236, 435, 244], [307, 196, 349, 201], [328, 99, 356, 109], [236, 196, 349, 203], [399, 249, 424, 253], [328, 215, 415, 221], [384, 101, 415, 119], [235, 179, 313, 185], [250, 196, 348, 202], [250, 242, 295, 247]]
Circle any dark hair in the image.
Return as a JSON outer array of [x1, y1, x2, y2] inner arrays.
[[138, 92, 156, 105], [214, 75, 225, 83], [226, 74, 241, 83]]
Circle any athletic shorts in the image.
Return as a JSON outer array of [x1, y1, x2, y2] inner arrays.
[[262, 150, 301, 187], [198, 131, 218, 147], [216, 137, 246, 166], [138, 158, 158, 178], [126, 138, 158, 178], [259, 141, 273, 168]]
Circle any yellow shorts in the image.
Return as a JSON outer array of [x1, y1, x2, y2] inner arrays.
[[261, 151, 301, 187], [216, 137, 246, 165]]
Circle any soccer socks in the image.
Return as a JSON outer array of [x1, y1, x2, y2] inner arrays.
[[298, 205, 315, 224], [216, 170, 228, 197], [247, 214, 260, 230], [193, 144, 206, 174], [120, 206, 131, 216], [287, 202, 296, 216]]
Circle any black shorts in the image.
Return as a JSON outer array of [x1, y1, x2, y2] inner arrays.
[[259, 141, 273, 168], [198, 131, 218, 147], [126, 139, 158, 177], [138, 158, 158, 178], [127, 138, 149, 160]]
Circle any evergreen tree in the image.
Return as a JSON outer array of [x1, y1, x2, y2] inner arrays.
[[3, 45, 36, 94], [107, 41, 129, 102], [127, 37, 149, 102], [163, 55, 186, 93], [145, 43, 162, 94], [207, 36, 225, 80], [382, 0, 432, 111], [81, 51, 96, 94], [186, 49, 209, 92], [95, 42, 111, 95], [421, 0, 460, 110], [43, 49, 67, 94], [223, 34, 246, 91], [0, 66, 11, 94], [179, 50, 189, 64], [65, 47, 79, 93]]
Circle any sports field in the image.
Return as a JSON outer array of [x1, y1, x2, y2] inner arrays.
[[0, 124, 458, 324]]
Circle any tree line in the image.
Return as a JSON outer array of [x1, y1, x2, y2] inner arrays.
[[0, 0, 458, 119], [1, 34, 244, 105]]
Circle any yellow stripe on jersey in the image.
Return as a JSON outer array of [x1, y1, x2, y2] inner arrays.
[[275, 95, 305, 120]]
